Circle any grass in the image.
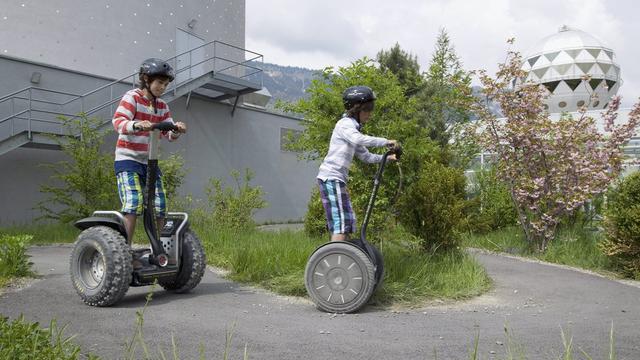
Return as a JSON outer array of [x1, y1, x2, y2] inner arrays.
[[0, 315, 98, 360], [0, 234, 36, 287], [195, 225, 492, 306], [0, 223, 79, 245], [463, 323, 617, 360], [0, 219, 493, 305], [463, 225, 615, 276]]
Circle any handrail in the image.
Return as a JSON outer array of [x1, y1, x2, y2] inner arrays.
[[0, 109, 29, 123], [0, 87, 31, 102]]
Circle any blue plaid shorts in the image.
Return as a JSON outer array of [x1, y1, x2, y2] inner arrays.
[[116, 171, 166, 217], [317, 179, 356, 234]]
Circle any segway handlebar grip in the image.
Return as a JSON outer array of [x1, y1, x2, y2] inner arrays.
[[151, 122, 179, 132], [385, 143, 403, 160]]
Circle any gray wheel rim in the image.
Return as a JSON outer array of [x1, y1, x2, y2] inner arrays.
[[309, 253, 364, 305], [77, 247, 104, 289]]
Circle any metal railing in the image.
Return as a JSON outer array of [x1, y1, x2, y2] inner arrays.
[[0, 39, 263, 147]]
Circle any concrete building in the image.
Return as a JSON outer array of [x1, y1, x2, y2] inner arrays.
[[0, 0, 317, 225]]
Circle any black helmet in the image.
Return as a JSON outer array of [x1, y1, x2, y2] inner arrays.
[[139, 58, 175, 81], [343, 85, 376, 110]]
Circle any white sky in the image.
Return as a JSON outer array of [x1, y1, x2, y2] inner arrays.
[[246, 0, 640, 106]]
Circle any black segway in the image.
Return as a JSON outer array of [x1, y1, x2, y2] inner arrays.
[[70, 122, 206, 306], [304, 144, 402, 313]]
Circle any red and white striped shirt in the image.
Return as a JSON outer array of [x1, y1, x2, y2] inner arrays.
[[112, 89, 178, 163]]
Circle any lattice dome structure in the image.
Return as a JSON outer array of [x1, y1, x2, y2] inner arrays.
[[522, 25, 622, 113]]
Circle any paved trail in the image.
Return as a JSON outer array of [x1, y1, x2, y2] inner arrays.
[[1, 245, 639, 359]]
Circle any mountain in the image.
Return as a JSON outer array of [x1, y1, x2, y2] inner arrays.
[[258, 62, 319, 109]]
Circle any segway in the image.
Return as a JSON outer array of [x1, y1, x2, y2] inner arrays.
[[70, 122, 206, 306], [304, 144, 402, 313]]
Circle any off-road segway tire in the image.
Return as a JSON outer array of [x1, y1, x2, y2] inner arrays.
[[305, 242, 376, 313], [159, 230, 206, 293], [70, 226, 132, 307]]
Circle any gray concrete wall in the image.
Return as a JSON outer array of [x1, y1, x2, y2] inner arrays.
[[0, 0, 245, 80], [165, 98, 317, 222]]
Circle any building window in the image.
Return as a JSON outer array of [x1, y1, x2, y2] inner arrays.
[[593, 101, 600, 107], [577, 100, 585, 107], [558, 101, 567, 108]]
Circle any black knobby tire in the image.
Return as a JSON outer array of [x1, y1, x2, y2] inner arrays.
[[70, 226, 132, 307], [159, 230, 206, 293], [370, 244, 385, 292], [304, 242, 376, 313]]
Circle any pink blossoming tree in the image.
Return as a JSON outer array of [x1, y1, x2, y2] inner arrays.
[[472, 47, 640, 252]]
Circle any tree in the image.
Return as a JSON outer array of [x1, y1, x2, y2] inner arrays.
[[376, 43, 424, 97], [418, 28, 474, 148], [471, 47, 640, 252]]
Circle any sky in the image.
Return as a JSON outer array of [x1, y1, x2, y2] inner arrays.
[[246, 0, 640, 106]]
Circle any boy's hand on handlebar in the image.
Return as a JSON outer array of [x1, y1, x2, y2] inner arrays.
[[134, 120, 153, 131], [174, 122, 187, 133], [388, 154, 397, 161]]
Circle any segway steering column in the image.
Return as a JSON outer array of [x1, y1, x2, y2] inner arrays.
[[144, 122, 178, 267]]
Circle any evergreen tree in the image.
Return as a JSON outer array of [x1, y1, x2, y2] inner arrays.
[[376, 43, 424, 97], [418, 28, 474, 148]]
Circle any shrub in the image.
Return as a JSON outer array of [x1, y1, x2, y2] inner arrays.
[[303, 187, 328, 238], [398, 160, 467, 251], [0, 234, 34, 279], [601, 171, 640, 278], [204, 169, 267, 232], [159, 152, 188, 202], [465, 167, 517, 233]]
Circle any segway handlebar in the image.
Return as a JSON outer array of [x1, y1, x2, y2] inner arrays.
[[151, 122, 179, 132]]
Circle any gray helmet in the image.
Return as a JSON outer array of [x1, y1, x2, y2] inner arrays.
[[343, 86, 376, 110], [139, 58, 175, 81]]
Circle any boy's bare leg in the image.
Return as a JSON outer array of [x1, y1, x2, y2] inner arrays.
[[331, 234, 349, 241], [124, 214, 137, 244]]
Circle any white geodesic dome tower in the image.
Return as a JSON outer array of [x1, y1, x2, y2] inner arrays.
[[521, 25, 622, 113]]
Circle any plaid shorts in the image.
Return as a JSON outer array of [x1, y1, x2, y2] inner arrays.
[[116, 171, 166, 217], [317, 179, 356, 234]]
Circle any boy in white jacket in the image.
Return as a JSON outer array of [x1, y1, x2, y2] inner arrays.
[[316, 86, 397, 241]]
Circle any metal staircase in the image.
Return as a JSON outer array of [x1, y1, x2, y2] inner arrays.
[[0, 40, 263, 156]]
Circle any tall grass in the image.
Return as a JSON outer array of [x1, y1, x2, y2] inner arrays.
[[465, 324, 616, 360], [0, 223, 79, 244], [0, 315, 98, 360], [196, 225, 492, 305], [0, 234, 35, 287], [463, 226, 614, 275]]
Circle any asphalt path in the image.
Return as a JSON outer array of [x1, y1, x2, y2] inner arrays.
[[1, 245, 639, 359]]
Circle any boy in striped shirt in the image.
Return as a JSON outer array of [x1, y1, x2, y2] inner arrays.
[[112, 58, 186, 243], [317, 86, 397, 242]]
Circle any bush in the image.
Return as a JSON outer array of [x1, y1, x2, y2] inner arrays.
[[0, 234, 34, 280], [203, 169, 267, 232], [601, 171, 640, 278], [159, 152, 187, 202], [465, 167, 517, 233], [398, 160, 467, 251], [303, 187, 328, 238]]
